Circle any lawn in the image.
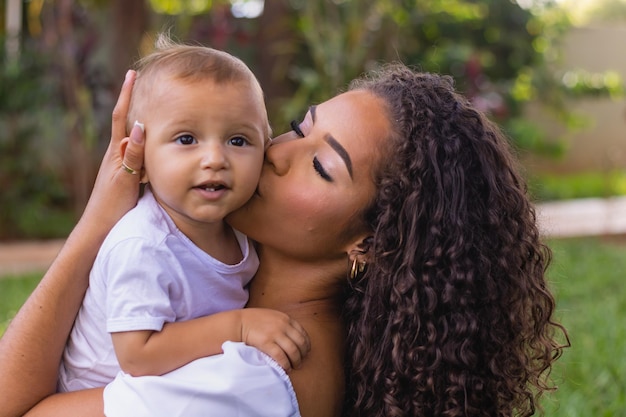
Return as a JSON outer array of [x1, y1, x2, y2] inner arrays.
[[0, 273, 41, 335], [0, 237, 625, 416], [542, 237, 626, 417]]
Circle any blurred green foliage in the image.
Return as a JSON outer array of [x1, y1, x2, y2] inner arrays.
[[561, 69, 625, 98], [577, 0, 626, 25], [282, 0, 624, 159], [0, 38, 74, 239], [529, 171, 626, 201], [2, 0, 625, 239], [282, 0, 575, 157]]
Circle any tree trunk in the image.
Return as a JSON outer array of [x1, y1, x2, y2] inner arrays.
[[5, 0, 23, 62], [111, 0, 149, 84], [38, 0, 148, 216], [255, 0, 298, 127], [52, 0, 93, 214]]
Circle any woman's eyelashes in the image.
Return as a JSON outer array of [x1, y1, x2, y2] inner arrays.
[[290, 120, 305, 138], [288, 117, 331, 181], [313, 157, 332, 181]]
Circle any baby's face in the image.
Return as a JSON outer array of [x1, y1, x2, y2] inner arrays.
[[138, 77, 267, 238]]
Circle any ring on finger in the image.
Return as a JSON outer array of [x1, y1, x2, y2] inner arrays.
[[121, 162, 138, 175]]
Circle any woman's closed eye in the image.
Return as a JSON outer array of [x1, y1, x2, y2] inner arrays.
[[290, 120, 305, 138], [313, 157, 332, 181], [176, 134, 197, 145]]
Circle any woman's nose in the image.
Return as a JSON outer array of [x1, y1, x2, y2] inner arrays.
[[268, 130, 300, 146], [264, 135, 293, 176]]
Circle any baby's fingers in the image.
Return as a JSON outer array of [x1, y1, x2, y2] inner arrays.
[[262, 343, 293, 372], [287, 318, 311, 358], [275, 330, 310, 371], [280, 339, 304, 371]]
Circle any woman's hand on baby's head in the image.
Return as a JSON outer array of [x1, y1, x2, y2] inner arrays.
[[239, 308, 311, 372], [83, 70, 144, 233]]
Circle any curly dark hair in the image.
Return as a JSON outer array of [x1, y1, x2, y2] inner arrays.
[[342, 64, 568, 417]]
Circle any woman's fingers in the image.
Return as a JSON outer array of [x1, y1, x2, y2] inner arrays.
[[81, 70, 141, 233], [121, 121, 145, 176], [112, 70, 136, 145]]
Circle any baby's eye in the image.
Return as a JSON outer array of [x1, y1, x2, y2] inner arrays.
[[176, 134, 196, 145], [228, 136, 249, 147]]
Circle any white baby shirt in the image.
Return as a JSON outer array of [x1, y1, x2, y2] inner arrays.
[[58, 188, 258, 392], [103, 341, 301, 417]]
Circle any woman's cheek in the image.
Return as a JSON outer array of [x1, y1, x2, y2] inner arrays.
[[287, 183, 330, 213]]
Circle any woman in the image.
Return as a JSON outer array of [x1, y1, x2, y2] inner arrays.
[[0, 64, 567, 417]]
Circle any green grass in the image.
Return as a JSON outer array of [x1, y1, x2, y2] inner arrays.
[[0, 238, 625, 416], [542, 237, 626, 417], [0, 273, 42, 334]]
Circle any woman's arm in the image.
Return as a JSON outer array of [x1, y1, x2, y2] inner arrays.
[[23, 389, 105, 417], [0, 70, 144, 417]]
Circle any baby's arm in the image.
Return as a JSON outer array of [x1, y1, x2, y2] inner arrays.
[[111, 308, 310, 376]]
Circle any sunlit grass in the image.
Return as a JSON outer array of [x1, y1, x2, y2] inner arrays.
[[542, 237, 626, 417], [0, 273, 41, 335]]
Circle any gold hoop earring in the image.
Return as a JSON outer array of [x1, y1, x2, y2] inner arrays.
[[349, 258, 366, 280]]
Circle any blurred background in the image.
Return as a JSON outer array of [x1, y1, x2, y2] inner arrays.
[[1, 0, 625, 240], [1, 1, 626, 415]]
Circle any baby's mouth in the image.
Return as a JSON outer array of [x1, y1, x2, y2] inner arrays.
[[196, 183, 226, 192]]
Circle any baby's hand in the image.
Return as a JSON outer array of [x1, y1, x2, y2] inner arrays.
[[239, 308, 310, 372]]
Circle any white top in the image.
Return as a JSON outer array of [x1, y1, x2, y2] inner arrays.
[[103, 341, 301, 417], [58, 188, 258, 392]]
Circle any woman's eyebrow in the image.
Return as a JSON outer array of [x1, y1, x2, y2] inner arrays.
[[325, 135, 353, 179], [311, 104, 353, 179]]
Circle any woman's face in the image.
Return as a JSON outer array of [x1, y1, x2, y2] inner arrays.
[[227, 89, 391, 261]]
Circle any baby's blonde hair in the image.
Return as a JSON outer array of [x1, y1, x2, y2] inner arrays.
[[127, 33, 270, 138]]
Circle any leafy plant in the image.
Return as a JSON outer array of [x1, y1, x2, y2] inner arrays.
[[529, 171, 626, 201], [0, 38, 74, 239], [279, 0, 623, 157]]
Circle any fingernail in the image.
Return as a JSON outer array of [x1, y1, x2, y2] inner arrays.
[[130, 121, 144, 144], [134, 120, 145, 133]]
